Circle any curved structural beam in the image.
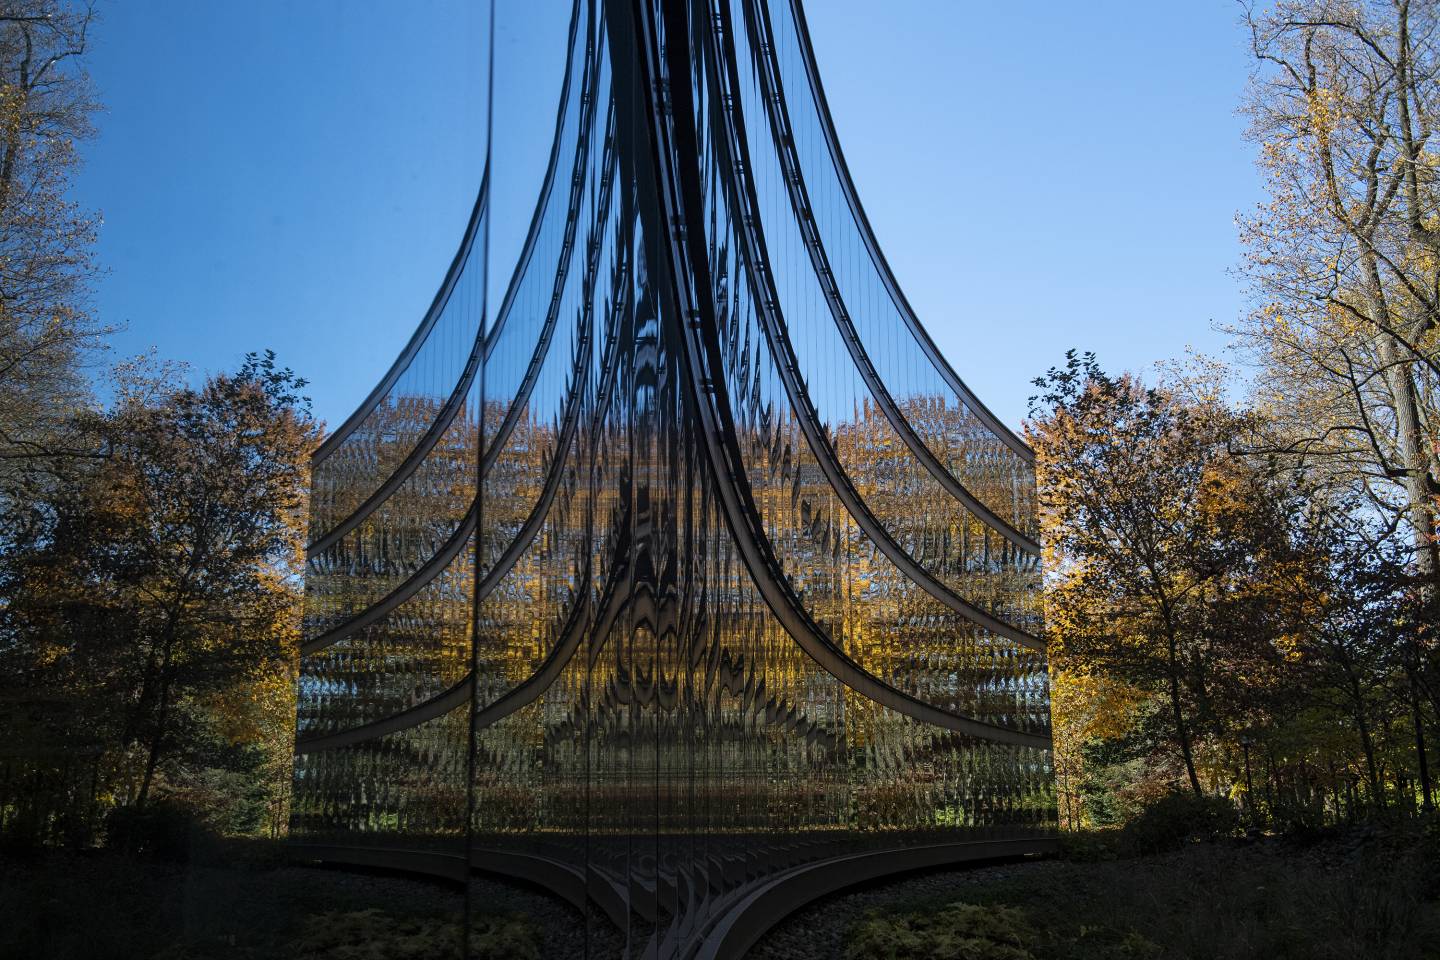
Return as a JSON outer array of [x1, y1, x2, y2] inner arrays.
[[298, 524, 625, 753], [306, 303, 486, 559], [704, 1, 1042, 650], [310, 1, 589, 468], [782, 0, 1034, 465], [300, 203, 630, 747], [302, 53, 614, 653], [482, 4, 592, 363], [300, 300, 623, 757], [310, 175, 489, 467], [740, 0, 1038, 554], [695, 838, 1058, 960], [476, 201, 625, 606], [288, 844, 470, 884], [286, 844, 631, 932], [307, 12, 599, 557], [295, 674, 473, 754], [302, 271, 592, 659], [478, 72, 608, 481], [614, 0, 1046, 749], [301, 501, 476, 656]]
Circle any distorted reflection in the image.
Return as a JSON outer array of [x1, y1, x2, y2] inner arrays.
[[292, 1, 1055, 955]]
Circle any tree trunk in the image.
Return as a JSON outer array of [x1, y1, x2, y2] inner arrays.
[[1355, 691, 1383, 809], [1155, 604, 1203, 796], [0, 45, 31, 219], [1168, 657, 1202, 796], [135, 664, 172, 810], [1411, 669, 1434, 812], [133, 607, 185, 809], [1264, 748, 1276, 818], [1380, 339, 1440, 595], [1242, 742, 1257, 825]]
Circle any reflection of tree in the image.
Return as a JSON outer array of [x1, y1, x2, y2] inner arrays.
[[300, 377, 1050, 839], [725, 385, 1044, 734], [291, 707, 468, 839], [304, 393, 481, 627], [465, 393, 1049, 839], [836, 395, 1041, 625], [299, 393, 483, 742], [310, 393, 475, 532], [892, 393, 1037, 535]]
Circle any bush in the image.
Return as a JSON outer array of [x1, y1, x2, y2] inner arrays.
[[0, 817, 46, 857], [284, 908, 539, 960], [845, 902, 1037, 960], [104, 800, 214, 861], [1058, 829, 1121, 862], [1121, 791, 1237, 854], [470, 913, 541, 960]]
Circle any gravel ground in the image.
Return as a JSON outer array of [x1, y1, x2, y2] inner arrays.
[[746, 857, 1062, 960], [285, 864, 466, 918]]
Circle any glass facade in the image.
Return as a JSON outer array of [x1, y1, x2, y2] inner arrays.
[[293, 1, 1055, 955]]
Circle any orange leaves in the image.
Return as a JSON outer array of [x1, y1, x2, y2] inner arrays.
[[1051, 669, 1144, 746]]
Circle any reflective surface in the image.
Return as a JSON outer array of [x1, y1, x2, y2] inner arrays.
[[293, 1, 1054, 955]]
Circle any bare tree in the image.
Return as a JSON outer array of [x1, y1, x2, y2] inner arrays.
[[0, 1, 103, 538], [1240, 0, 1440, 590], [1240, 0, 1440, 807]]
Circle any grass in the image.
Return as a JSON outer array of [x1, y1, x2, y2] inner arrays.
[[285, 908, 539, 960], [845, 901, 1049, 960], [843, 828, 1440, 960]]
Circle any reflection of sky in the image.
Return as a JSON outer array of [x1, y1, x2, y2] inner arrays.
[[75, 1, 568, 430], [75, 2, 1257, 434]]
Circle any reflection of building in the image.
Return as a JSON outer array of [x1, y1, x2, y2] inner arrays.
[[292, 1, 1054, 955]]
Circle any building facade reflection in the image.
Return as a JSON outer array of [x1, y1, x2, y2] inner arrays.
[[292, 1, 1055, 956]]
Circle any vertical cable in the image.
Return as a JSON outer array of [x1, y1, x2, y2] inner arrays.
[[463, 3, 495, 956]]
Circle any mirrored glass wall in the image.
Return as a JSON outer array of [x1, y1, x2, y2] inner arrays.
[[292, 1, 1055, 956]]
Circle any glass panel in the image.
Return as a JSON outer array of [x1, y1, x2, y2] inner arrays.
[[291, 3, 1054, 957]]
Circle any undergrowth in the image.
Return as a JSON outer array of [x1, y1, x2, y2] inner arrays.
[[843, 828, 1440, 960]]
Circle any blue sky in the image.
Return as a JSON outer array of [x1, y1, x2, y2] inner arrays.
[[75, 1, 1259, 433]]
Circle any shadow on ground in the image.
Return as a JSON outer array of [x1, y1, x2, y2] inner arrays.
[[751, 825, 1440, 960], [5, 826, 1438, 959], [0, 841, 587, 960]]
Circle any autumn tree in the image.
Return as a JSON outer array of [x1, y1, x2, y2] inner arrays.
[[1029, 352, 1297, 798], [0, 352, 316, 838], [1237, 2, 1440, 817], [1032, 347, 1437, 828], [1286, 496, 1421, 807]]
